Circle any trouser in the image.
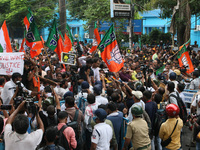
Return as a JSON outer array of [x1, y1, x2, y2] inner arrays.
[[162, 148, 181, 150], [196, 141, 200, 150], [85, 129, 92, 150]]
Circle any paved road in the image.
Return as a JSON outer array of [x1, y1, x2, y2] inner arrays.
[[182, 126, 195, 150]]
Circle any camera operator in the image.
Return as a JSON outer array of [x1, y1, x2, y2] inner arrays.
[[1, 72, 37, 104], [4, 101, 44, 150]]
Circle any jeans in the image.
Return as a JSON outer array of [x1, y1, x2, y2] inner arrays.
[[196, 141, 200, 150], [151, 136, 162, 150]]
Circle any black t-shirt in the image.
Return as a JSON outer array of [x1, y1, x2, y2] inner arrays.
[[39, 109, 60, 130], [79, 65, 94, 81]]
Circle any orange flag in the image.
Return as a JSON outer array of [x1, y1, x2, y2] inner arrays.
[[0, 21, 12, 53], [63, 33, 72, 53], [90, 22, 101, 53], [19, 38, 26, 53], [177, 45, 194, 74]]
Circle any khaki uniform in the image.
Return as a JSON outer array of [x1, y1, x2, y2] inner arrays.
[[126, 118, 151, 150]]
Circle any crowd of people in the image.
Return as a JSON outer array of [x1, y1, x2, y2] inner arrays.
[[0, 44, 199, 150]]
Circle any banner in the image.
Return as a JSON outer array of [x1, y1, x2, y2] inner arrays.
[[61, 52, 76, 65], [0, 52, 24, 75]]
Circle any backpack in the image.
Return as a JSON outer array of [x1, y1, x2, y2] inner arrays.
[[55, 125, 70, 150], [153, 108, 167, 136], [170, 92, 188, 123], [67, 109, 81, 146], [78, 92, 87, 114]]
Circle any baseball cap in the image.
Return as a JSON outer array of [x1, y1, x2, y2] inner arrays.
[[63, 91, 73, 99], [93, 85, 102, 95], [93, 108, 107, 122], [81, 81, 89, 89], [132, 91, 143, 99]]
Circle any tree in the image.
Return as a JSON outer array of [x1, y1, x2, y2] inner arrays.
[[154, 0, 200, 46], [0, 0, 57, 40]]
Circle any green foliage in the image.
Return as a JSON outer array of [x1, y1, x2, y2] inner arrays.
[[141, 28, 171, 45], [0, 0, 57, 29]]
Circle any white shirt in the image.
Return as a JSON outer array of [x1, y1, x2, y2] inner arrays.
[[54, 86, 69, 97], [169, 91, 178, 106], [191, 93, 200, 115], [91, 122, 113, 150], [1, 80, 31, 104], [4, 124, 43, 150], [84, 102, 100, 132], [127, 100, 145, 122], [95, 95, 108, 105], [91, 67, 100, 82]]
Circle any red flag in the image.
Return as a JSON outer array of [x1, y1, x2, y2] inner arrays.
[[177, 45, 194, 74], [90, 23, 101, 53], [19, 38, 25, 52], [97, 25, 124, 72], [63, 33, 72, 53]]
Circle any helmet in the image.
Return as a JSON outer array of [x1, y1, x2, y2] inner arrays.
[[169, 72, 176, 80], [134, 81, 143, 91], [131, 105, 143, 117], [166, 104, 180, 117]]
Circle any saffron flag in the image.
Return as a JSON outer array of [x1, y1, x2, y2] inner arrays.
[[90, 22, 101, 53], [24, 9, 43, 58], [97, 24, 124, 72], [63, 33, 72, 53], [45, 19, 63, 61], [177, 45, 194, 74], [19, 38, 25, 52], [179, 39, 190, 51], [0, 21, 12, 53]]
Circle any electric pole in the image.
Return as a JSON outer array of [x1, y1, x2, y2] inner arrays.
[[129, 1, 134, 49], [59, 0, 66, 37]]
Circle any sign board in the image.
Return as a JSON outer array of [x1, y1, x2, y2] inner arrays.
[[61, 52, 76, 65], [110, 0, 131, 18], [0, 52, 24, 75], [134, 19, 142, 35]]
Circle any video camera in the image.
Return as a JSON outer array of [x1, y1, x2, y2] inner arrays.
[[15, 81, 28, 97]]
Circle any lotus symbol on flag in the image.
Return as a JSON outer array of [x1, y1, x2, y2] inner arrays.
[[107, 45, 123, 65]]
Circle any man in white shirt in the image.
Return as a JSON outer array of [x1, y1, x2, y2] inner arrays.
[[94, 85, 108, 105], [1, 72, 32, 104], [4, 101, 44, 150], [91, 58, 100, 82], [127, 91, 145, 122], [91, 108, 113, 150]]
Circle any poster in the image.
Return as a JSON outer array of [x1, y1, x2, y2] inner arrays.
[[61, 52, 76, 65], [0, 52, 24, 75]]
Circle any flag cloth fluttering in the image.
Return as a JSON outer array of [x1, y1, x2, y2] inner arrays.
[[24, 9, 43, 58], [90, 22, 101, 53], [97, 24, 124, 72], [66, 23, 74, 44], [156, 65, 165, 75], [45, 19, 63, 61], [63, 33, 72, 53], [19, 38, 26, 52], [0, 21, 12, 53], [177, 45, 194, 74]]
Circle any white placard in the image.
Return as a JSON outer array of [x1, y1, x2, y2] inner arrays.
[[0, 52, 24, 75]]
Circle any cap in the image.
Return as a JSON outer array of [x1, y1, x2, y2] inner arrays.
[[131, 105, 143, 116], [132, 91, 143, 99], [81, 81, 89, 89], [63, 91, 73, 99], [169, 72, 177, 80], [174, 69, 181, 76], [94, 108, 107, 122], [93, 85, 102, 95]]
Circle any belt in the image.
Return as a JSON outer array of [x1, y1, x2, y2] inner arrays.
[[137, 143, 151, 150]]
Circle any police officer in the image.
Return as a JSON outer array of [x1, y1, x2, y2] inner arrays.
[[123, 105, 151, 150]]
